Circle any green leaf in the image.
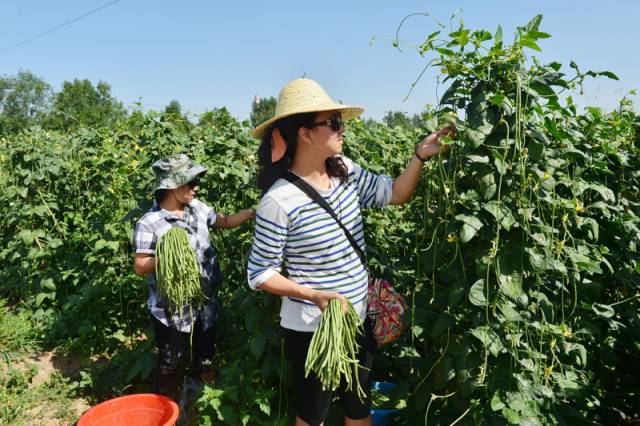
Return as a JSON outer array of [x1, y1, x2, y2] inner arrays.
[[529, 30, 551, 40], [497, 255, 524, 300], [448, 285, 465, 306], [411, 325, 424, 338], [479, 172, 497, 200], [18, 230, 34, 245], [592, 303, 615, 319], [525, 247, 548, 273], [472, 29, 492, 44], [218, 405, 238, 424], [258, 399, 271, 416], [470, 325, 504, 357], [250, 333, 267, 359], [35, 292, 54, 307], [459, 223, 476, 243], [456, 214, 484, 243], [498, 301, 523, 322], [491, 392, 505, 411], [523, 14, 543, 33], [41, 278, 56, 291], [492, 150, 508, 175], [484, 202, 517, 231], [529, 81, 556, 98], [563, 342, 587, 367], [579, 218, 599, 241], [550, 259, 568, 274], [503, 407, 521, 424], [464, 154, 489, 164], [433, 313, 454, 336], [494, 25, 503, 49], [588, 70, 620, 80], [469, 279, 488, 306], [464, 128, 489, 148], [585, 184, 615, 202], [245, 309, 262, 332], [520, 38, 541, 52]]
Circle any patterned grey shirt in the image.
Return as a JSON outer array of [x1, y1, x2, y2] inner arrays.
[[133, 198, 221, 332]]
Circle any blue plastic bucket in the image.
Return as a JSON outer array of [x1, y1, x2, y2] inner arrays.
[[370, 381, 399, 426]]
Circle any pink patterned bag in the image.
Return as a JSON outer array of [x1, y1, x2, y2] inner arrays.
[[366, 278, 408, 348]]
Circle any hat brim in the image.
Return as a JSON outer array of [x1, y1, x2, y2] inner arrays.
[[153, 166, 208, 193], [251, 104, 364, 139]]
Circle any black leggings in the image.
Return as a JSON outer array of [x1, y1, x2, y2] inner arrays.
[[151, 315, 216, 398], [283, 320, 376, 426]]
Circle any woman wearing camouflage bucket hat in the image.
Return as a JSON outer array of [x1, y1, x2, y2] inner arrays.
[[247, 78, 454, 426], [133, 153, 254, 399]]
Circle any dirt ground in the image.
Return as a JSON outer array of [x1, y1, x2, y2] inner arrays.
[[9, 350, 92, 425]]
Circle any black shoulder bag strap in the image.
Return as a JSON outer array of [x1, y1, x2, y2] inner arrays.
[[282, 171, 368, 272]]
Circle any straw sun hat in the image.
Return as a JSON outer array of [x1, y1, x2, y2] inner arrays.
[[251, 78, 364, 139]]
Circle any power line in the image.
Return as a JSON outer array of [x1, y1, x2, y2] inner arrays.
[[0, 0, 122, 55]]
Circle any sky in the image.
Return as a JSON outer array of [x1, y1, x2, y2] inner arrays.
[[1, 0, 639, 121]]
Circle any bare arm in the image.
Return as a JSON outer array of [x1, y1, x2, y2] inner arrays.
[[214, 209, 255, 229], [134, 253, 156, 276], [257, 272, 347, 312], [390, 126, 454, 205]]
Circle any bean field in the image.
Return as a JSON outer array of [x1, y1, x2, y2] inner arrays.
[[1, 15, 638, 425]]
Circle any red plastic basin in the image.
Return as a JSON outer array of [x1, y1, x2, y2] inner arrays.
[[77, 393, 179, 426]]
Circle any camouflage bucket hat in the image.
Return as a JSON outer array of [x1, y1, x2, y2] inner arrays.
[[152, 154, 207, 192]]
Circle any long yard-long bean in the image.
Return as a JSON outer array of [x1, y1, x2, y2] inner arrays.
[[155, 226, 208, 313], [305, 299, 366, 402]]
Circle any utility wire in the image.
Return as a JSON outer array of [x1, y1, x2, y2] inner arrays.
[[0, 0, 121, 55]]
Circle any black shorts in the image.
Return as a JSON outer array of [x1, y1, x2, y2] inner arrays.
[[283, 319, 376, 426]]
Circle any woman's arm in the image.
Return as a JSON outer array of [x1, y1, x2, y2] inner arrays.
[[390, 126, 454, 205], [257, 273, 347, 312], [134, 253, 156, 276], [214, 209, 255, 229]]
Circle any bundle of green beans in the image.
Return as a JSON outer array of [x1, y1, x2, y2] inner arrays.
[[305, 299, 366, 401], [155, 226, 208, 312]]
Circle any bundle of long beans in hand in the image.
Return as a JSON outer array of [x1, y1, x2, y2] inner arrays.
[[155, 227, 208, 313], [305, 298, 367, 402]]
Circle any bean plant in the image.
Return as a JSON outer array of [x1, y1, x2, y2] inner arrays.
[[0, 15, 637, 426]]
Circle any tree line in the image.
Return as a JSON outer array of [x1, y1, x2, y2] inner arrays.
[[0, 69, 432, 136]]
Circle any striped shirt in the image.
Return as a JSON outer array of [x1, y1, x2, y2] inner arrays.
[[133, 198, 221, 332], [247, 156, 393, 332]]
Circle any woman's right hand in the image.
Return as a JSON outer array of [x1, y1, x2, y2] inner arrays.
[[308, 289, 348, 312]]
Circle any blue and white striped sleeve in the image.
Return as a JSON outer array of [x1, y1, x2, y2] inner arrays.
[[247, 194, 289, 290], [343, 156, 393, 209]]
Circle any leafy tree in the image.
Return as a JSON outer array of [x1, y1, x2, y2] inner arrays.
[[382, 110, 428, 129], [160, 99, 194, 131], [163, 99, 182, 116], [382, 110, 412, 129], [46, 79, 126, 130], [250, 96, 276, 129], [0, 70, 52, 135]]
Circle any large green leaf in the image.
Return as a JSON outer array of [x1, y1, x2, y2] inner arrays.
[[484, 201, 517, 231], [479, 171, 497, 200], [469, 279, 488, 306], [496, 254, 525, 300], [470, 325, 504, 357], [456, 214, 484, 243]]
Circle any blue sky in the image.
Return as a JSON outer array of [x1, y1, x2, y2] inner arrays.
[[1, 0, 638, 121]]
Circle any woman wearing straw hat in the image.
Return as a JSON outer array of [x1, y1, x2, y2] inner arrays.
[[246, 79, 452, 426], [133, 154, 255, 399]]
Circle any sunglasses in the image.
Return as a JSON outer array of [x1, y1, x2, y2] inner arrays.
[[311, 112, 344, 132], [186, 178, 200, 189]]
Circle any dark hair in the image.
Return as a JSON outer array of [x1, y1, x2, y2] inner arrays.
[[256, 112, 348, 193], [155, 189, 169, 204]]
